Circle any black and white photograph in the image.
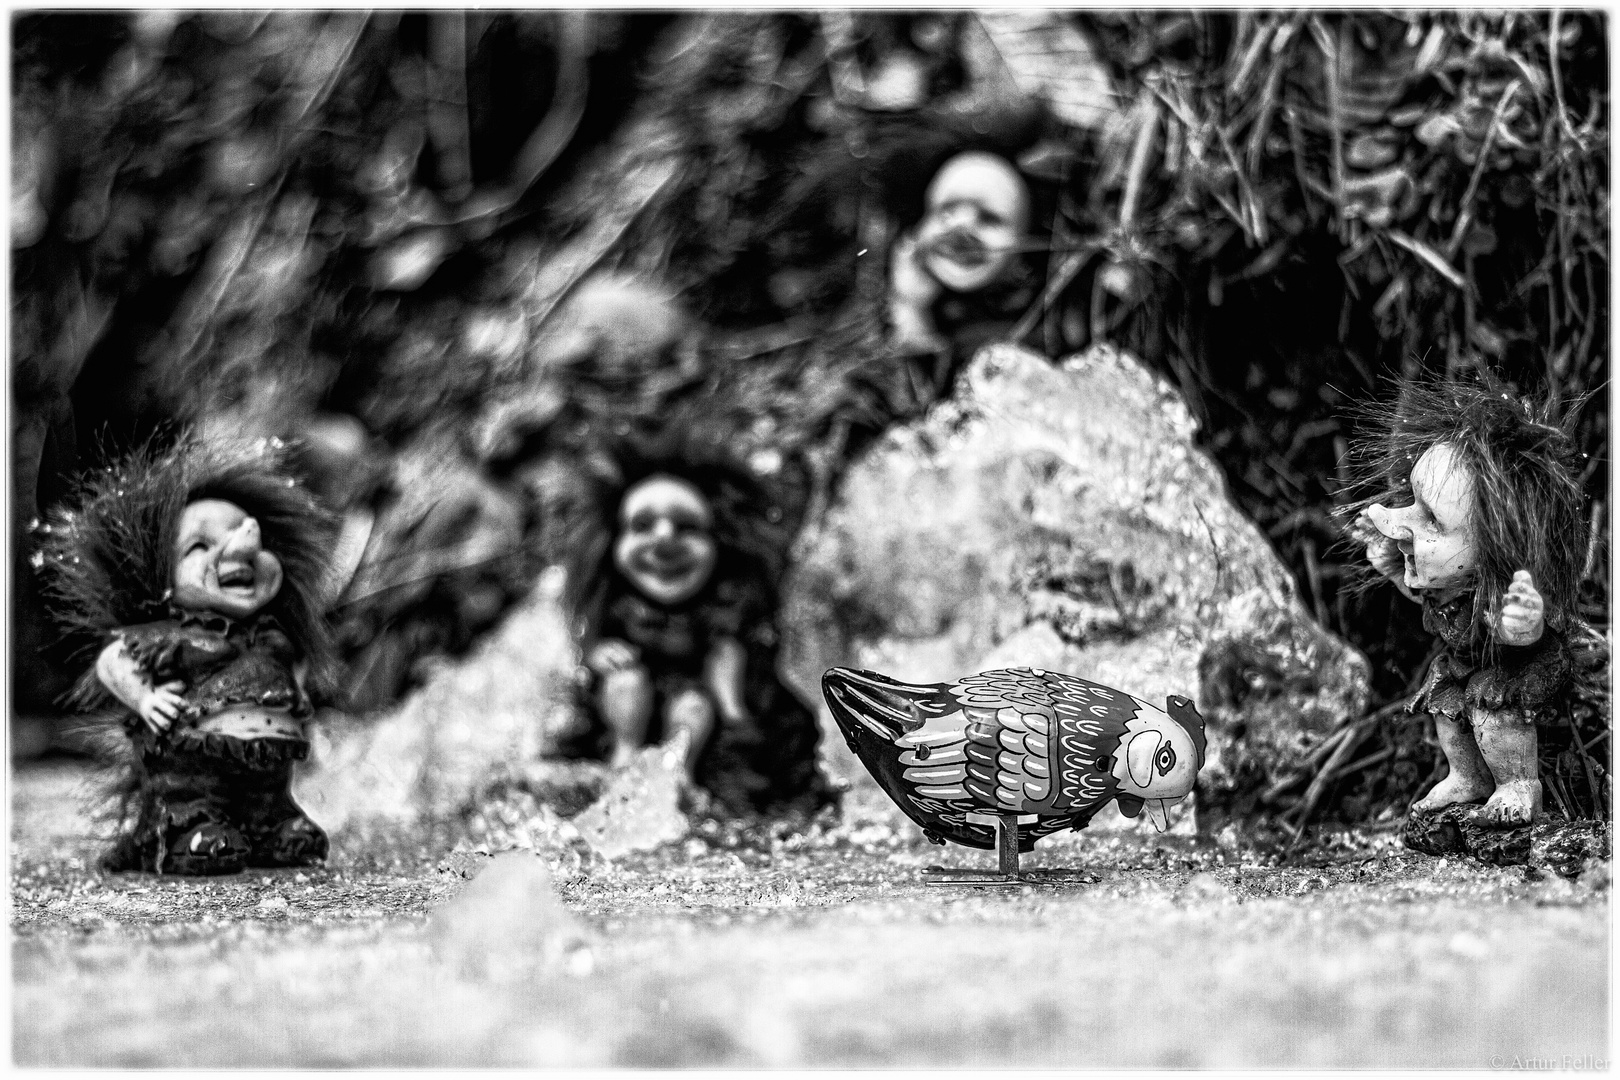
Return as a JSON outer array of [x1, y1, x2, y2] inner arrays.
[[9, 8, 1610, 1068]]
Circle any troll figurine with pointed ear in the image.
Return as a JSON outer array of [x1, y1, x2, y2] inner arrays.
[[40, 437, 337, 874], [1347, 377, 1587, 828]]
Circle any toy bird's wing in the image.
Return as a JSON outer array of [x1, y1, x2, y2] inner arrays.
[[958, 667, 1133, 816], [949, 668, 1054, 714], [889, 688, 1058, 821], [960, 705, 1056, 813], [939, 669, 1063, 813]]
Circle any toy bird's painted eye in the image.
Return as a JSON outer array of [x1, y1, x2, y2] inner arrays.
[[1155, 743, 1177, 776]]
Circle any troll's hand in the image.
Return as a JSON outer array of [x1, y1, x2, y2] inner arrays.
[[586, 638, 641, 676], [889, 230, 942, 308], [1496, 570, 1545, 646], [139, 682, 187, 733], [887, 231, 948, 351]]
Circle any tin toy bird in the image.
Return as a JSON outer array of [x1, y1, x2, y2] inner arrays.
[[822, 666, 1206, 884]]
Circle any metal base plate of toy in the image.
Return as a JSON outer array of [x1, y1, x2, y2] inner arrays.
[[919, 811, 1096, 886], [920, 866, 1100, 887]]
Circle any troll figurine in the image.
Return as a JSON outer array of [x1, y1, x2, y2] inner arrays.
[[832, 148, 1038, 455], [589, 471, 744, 776], [553, 430, 833, 815], [1349, 378, 1586, 828], [887, 150, 1034, 355], [41, 437, 337, 874]]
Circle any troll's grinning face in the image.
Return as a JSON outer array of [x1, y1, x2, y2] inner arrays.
[[614, 475, 718, 606], [172, 498, 285, 618], [915, 152, 1031, 294], [1367, 442, 1479, 592]]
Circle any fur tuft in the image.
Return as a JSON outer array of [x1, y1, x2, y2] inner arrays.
[[56, 710, 145, 858]]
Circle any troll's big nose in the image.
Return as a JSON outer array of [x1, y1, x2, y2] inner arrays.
[[222, 516, 263, 560], [1366, 503, 1409, 541]]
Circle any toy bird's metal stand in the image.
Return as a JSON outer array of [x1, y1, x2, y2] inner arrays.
[[921, 812, 1097, 887]]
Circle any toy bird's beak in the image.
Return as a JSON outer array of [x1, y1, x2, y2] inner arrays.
[[1144, 797, 1175, 833]]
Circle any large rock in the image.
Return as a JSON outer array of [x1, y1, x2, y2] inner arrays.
[[781, 343, 1370, 829], [569, 735, 691, 860], [295, 567, 588, 837], [295, 567, 707, 862]]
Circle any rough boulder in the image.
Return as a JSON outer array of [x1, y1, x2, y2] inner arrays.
[[781, 343, 1371, 829]]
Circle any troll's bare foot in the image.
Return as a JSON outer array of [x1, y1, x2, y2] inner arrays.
[[1474, 779, 1541, 827], [1412, 771, 1494, 815]]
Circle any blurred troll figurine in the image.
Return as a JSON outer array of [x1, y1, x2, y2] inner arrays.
[[830, 145, 1042, 458], [1348, 377, 1587, 828], [886, 149, 1037, 358], [553, 433, 833, 815], [41, 437, 337, 874]]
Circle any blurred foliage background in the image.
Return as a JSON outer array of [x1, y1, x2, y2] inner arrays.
[[11, 11, 1608, 818]]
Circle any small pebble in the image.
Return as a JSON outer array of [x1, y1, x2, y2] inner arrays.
[[1579, 858, 1612, 888], [428, 850, 592, 982], [563, 946, 595, 978], [255, 896, 289, 916], [1180, 871, 1235, 902]]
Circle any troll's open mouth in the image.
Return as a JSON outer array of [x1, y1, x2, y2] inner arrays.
[[218, 564, 256, 589], [929, 230, 990, 267], [638, 550, 696, 574]]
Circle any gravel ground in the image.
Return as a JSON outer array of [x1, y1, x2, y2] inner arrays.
[[11, 758, 1611, 1069]]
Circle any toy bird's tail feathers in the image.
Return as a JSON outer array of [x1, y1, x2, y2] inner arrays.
[[821, 668, 959, 742]]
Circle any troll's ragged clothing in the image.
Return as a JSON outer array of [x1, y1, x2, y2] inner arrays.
[[104, 610, 326, 874]]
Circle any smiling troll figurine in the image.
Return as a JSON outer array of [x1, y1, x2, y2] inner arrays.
[[40, 437, 337, 874], [551, 427, 834, 815], [1347, 377, 1587, 828]]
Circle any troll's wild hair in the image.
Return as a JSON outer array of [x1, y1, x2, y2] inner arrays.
[[39, 434, 339, 703], [1344, 373, 1587, 654]]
